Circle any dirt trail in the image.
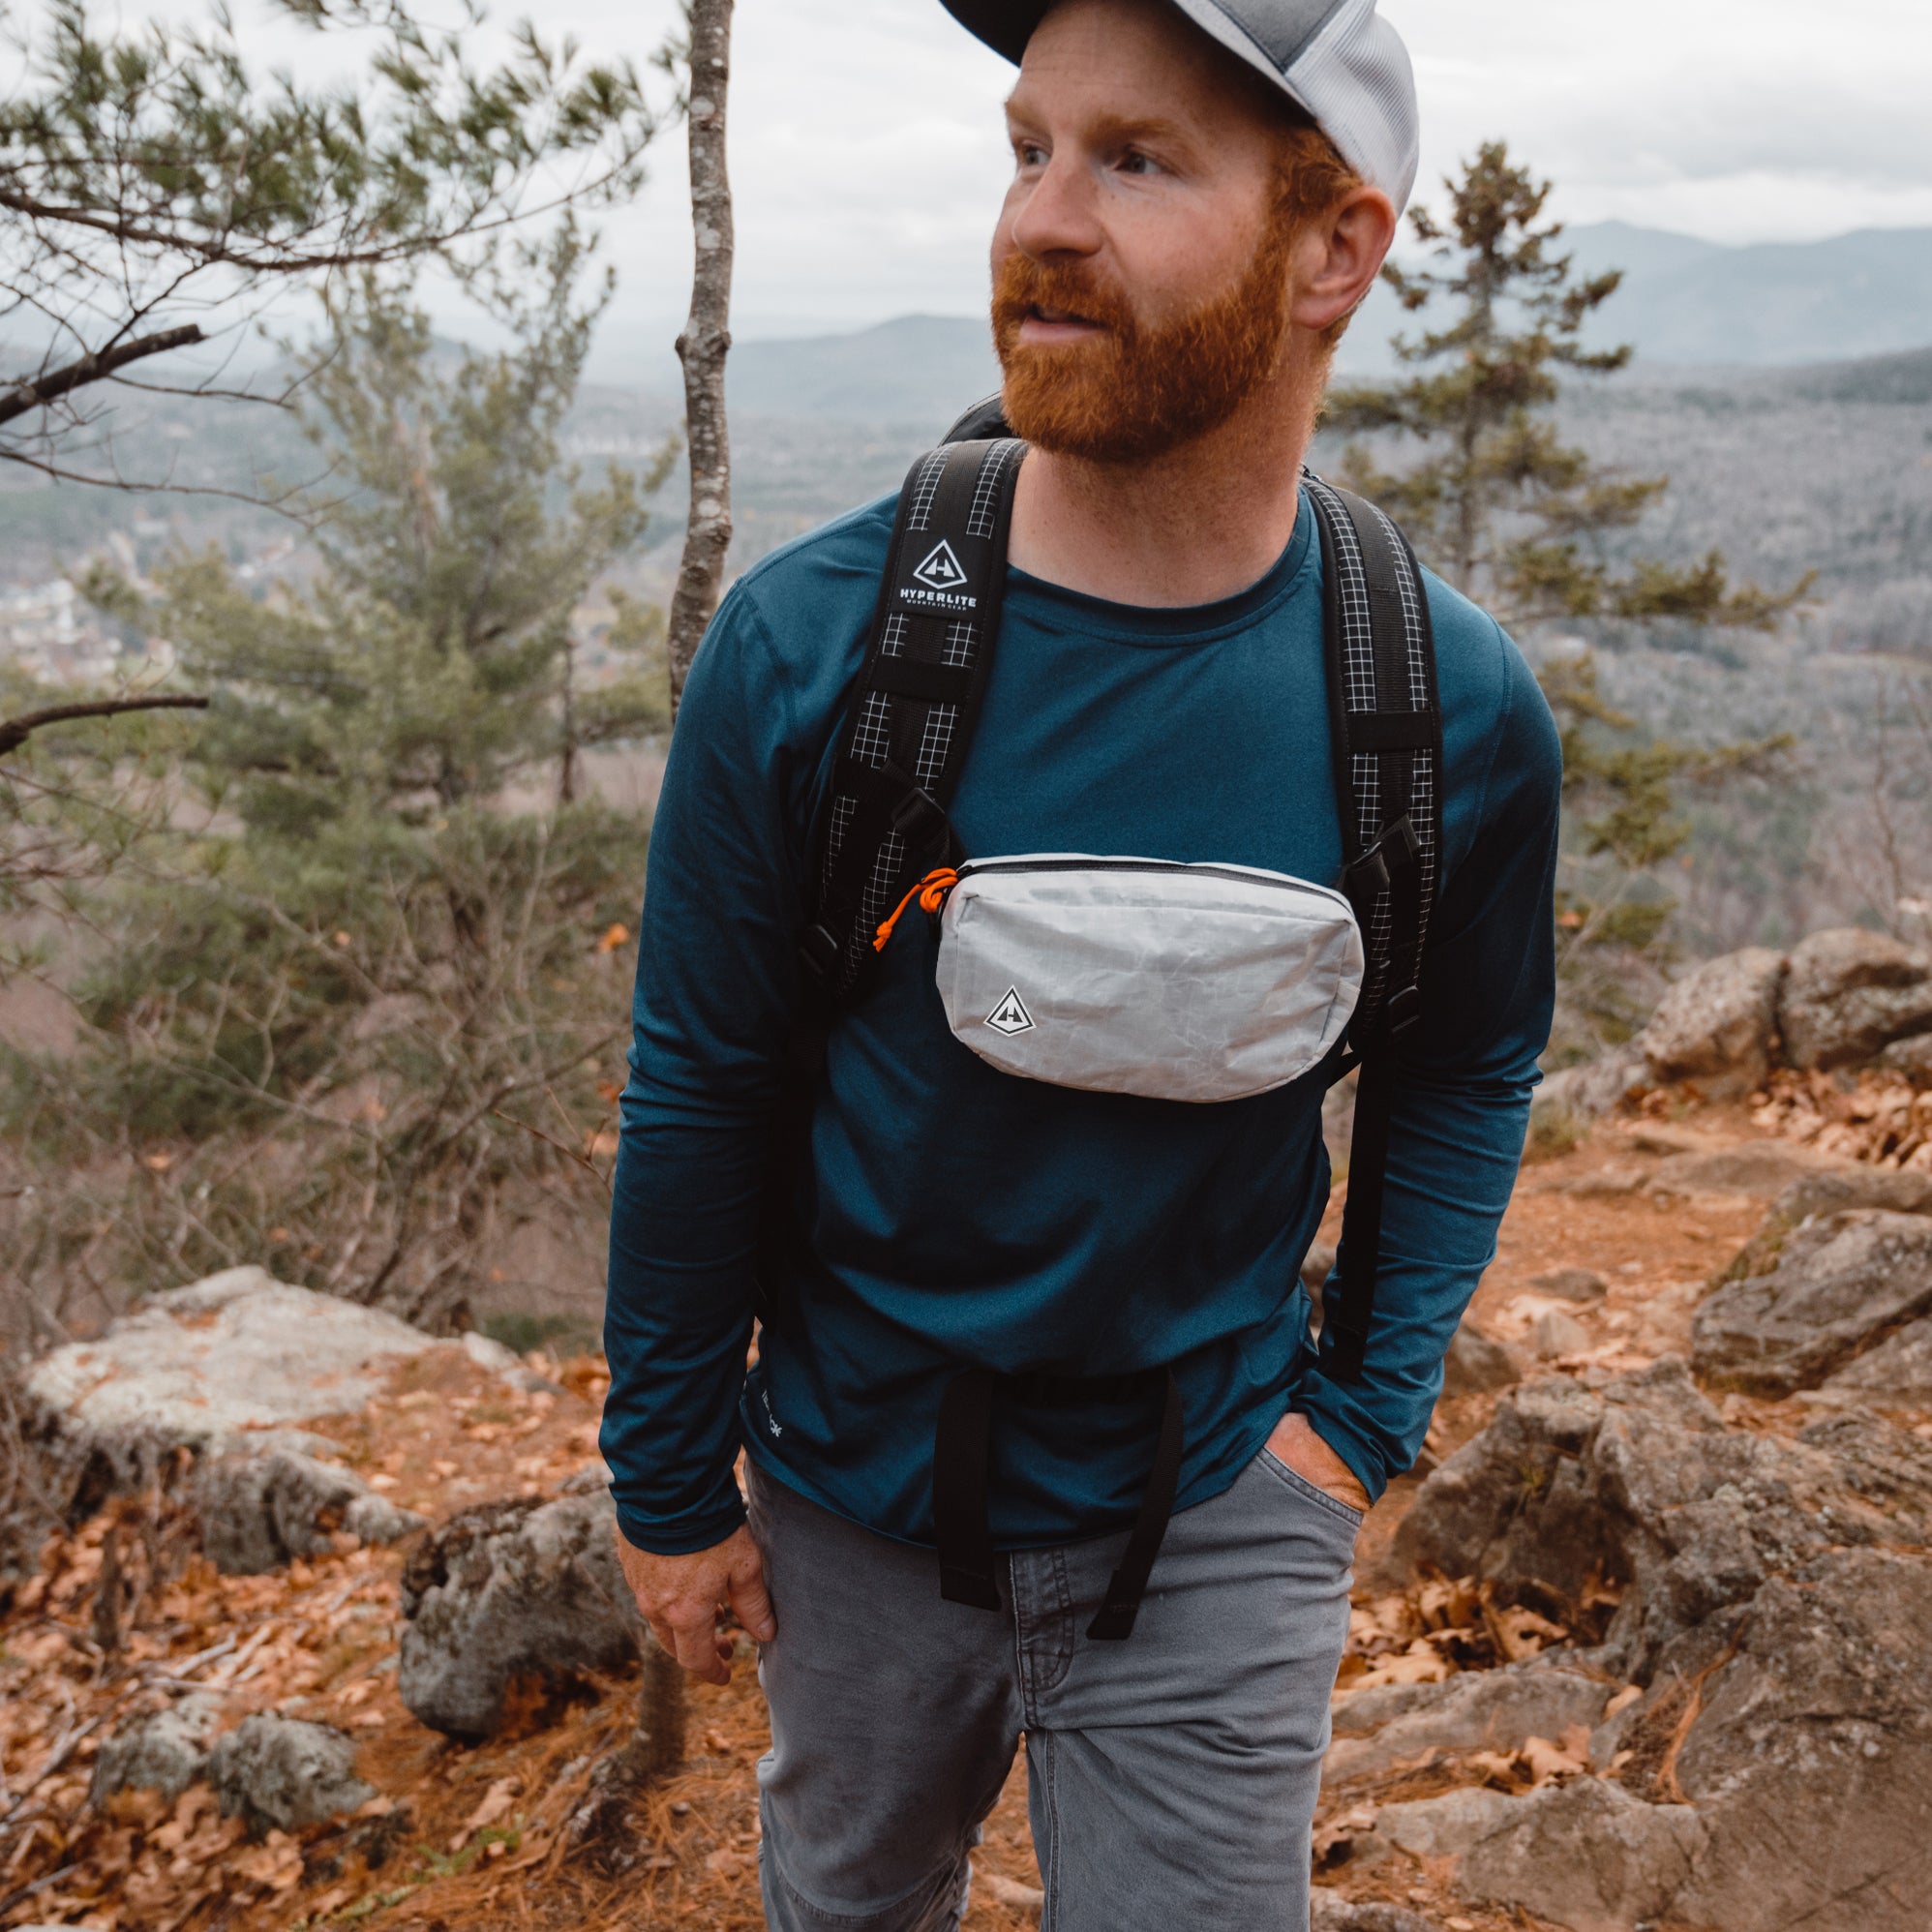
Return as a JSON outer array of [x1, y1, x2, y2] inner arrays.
[[0, 1100, 1855, 1930]]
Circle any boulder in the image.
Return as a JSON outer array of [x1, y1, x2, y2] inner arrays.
[[1529, 1309, 1590, 1359], [1641, 946, 1787, 1093], [1719, 1167, 1932, 1289], [194, 1450, 426, 1575], [1395, 1360, 1932, 1675], [1650, 1140, 1844, 1200], [1777, 927, 1932, 1072], [397, 1487, 648, 1739], [1825, 1317, 1932, 1403], [1661, 1550, 1932, 1932], [1310, 1898, 1440, 1932], [1440, 1320, 1519, 1399], [1693, 1209, 1932, 1394], [21, 1265, 551, 1514], [1377, 1778, 1704, 1932], [1880, 1032, 1932, 1082], [89, 1697, 221, 1805], [1325, 1660, 1613, 1784], [1528, 1267, 1607, 1304], [207, 1713, 374, 1833]]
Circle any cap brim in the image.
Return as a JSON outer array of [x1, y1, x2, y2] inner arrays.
[[938, 0, 1052, 63]]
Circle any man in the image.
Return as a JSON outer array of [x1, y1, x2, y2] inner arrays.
[[604, 1, 1560, 1926]]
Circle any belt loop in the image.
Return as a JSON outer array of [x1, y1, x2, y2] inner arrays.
[[1086, 1369, 1185, 1642], [934, 1370, 1003, 1611]]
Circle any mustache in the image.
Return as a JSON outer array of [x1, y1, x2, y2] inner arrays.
[[991, 253, 1140, 347]]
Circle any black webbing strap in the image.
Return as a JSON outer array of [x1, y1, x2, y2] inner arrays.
[[757, 438, 1026, 1325], [801, 438, 1028, 1003], [1305, 474, 1442, 1385], [934, 1366, 1183, 1640]]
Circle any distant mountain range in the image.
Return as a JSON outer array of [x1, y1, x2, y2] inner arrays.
[[723, 223, 1932, 423]]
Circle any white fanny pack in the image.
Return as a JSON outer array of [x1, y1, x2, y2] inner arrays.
[[878, 854, 1364, 1104]]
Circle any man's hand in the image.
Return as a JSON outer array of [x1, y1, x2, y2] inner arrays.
[[614, 1523, 776, 1686], [1265, 1410, 1372, 1515]]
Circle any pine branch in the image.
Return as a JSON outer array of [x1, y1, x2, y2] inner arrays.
[[0, 696, 210, 759]]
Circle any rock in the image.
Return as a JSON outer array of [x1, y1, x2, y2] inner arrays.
[[1395, 1360, 1932, 1676], [194, 1450, 426, 1575], [1825, 1317, 1932, 1403], [1662, 1549, 1932, 1932], [1529, 1267, 1607, 1304], [1693, 1209, 1932, 1394], [1880, 1032, 1932, 1082], [1535, 1047, 1647, 1129], [1777, 927, 1932, 1072], [1651, 1139, 1845, 1200], [1529, 1309, 1591, 1359], [1719, 1167, 1932, 1288], [1310, 1897, 1440, 1932], [1378, 1778, 1704, 1932], [206, 1713, 374, 1833], [1440, 1320, 1519, 1399], [1641, 946, 1787, 1093], [89, 1697, 222, 1804], [1325, 1660, 1612, 1784], [21, 1264, 545, 1504], [398, 1487, 649, 1739]]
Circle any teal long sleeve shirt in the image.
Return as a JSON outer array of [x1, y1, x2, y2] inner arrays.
[[603, 486, 1560, 1555]]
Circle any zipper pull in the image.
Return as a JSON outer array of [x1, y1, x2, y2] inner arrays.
[[872, 866, 959, 953]]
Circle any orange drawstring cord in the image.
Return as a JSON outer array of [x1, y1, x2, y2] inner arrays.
[[872, 866, 959, 952]]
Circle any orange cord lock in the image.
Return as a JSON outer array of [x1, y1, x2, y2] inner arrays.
[[872, 866, 959, 952]]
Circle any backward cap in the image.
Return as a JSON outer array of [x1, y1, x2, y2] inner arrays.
[[941, 0, 1420, 211]]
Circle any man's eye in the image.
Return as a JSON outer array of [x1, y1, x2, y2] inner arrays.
[[1016, 141, 1048, 168], [1119, 150, 1162, 177]]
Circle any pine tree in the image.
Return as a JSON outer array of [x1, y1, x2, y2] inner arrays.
[[6, 230, 670, 1329], [1328, 142, 1807, 1051]]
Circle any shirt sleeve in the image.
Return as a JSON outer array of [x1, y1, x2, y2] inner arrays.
[[600, 586, 819, 1555], [1292, 620, 1562, 1501]]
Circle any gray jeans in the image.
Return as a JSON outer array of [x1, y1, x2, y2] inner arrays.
[[744, 1442, 1359, 1932]]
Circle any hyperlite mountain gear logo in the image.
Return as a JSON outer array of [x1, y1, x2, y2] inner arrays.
[[904, 538, 977, 611], [985, 986, 1035, 1037]]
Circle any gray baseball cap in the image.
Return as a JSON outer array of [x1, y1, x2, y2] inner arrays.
[[941, 0, 1419, 210]]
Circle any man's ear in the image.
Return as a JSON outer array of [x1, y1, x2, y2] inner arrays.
[[1290, 187, 1399, 335]]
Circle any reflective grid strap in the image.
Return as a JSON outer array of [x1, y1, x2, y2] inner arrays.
[[1304, 472, 1441, 1029], [1305, 472, 1443, 1386], [813, 438, 1027, 1000]]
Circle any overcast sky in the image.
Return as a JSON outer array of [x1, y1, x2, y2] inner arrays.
[[543, 0, 1932, 365], [56, 0, 1932, 373]]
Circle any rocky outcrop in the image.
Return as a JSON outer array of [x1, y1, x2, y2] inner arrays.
[[89, 1698, 222, 1805], [1310, 1897, 1442, 1932], [193, 1449, 426, 1575], [1439, 1320, 1518, 1399], [1692, 1208, 1932, 1394], [397, 1487, 648, 1739], [1777, 927, 1932, 1072], [1327, 1660, 1612, 1784], [1374, 1778, 1705, 1932], [1641, 946, 1787, 1093], [24, 1266, 550, 1482], [1617, 1549, 1932, 1932], [1826, 1316, 1932, 1401], [1395, 1360, 1932, 1675], [207, 1713, 374, 1834]]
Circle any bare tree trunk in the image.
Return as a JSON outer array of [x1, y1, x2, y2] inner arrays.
[[664, 0, 737, 717]]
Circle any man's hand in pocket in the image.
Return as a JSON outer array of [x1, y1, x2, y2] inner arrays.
[[1266, 1411, 1371, 1514]]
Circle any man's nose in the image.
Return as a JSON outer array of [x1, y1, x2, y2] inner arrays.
[[1010, 149, 1106, 260]]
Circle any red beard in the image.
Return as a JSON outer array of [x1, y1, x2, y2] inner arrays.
[[991, 221, 1295, 464]]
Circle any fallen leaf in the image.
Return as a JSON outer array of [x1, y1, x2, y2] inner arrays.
[[450, 1775, 521, 1851]]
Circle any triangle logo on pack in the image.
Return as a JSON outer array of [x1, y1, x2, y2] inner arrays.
[[912, 539, 969, 594], [985, 986, 1035, 1037]]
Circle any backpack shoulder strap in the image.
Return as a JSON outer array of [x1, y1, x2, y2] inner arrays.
[[800, 434, 1028, 1005], [1303, 472, 1444, 1385]]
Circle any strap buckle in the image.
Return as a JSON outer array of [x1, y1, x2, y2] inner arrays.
[[889, 782, 951, 856], [797, 922, 841, 987]]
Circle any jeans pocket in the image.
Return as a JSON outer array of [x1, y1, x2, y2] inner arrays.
[[1255, 1446, 1366, 1532]]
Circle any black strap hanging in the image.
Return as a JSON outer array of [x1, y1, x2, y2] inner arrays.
[[1304, 474, 1443, 1384]]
